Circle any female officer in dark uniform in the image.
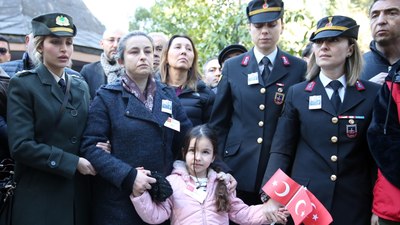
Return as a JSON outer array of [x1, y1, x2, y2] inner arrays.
[[262, 15, 379, 225], [7, 13, 95, 225]]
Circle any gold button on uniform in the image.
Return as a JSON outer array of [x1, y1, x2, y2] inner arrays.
[[330, 175, 337, 181], [331, 155, 337, 162], [260, 88, 266, 94], [331, 136, 338, 143], [331, 117, 338, 124], [257, 138, 263, 144], [258, 121, 264, 127], [259, 104, 265, 110]]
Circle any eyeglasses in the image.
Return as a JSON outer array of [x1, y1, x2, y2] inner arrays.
[[0, 47, 8, 55]]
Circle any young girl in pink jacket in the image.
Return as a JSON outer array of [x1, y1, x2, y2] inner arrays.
[[130, 125, 288, 225]]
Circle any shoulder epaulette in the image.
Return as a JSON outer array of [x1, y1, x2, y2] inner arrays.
[[305, 81, 316, 92], [15, 69, 36, 77], [69, 74, 84, 80], [355, 80, 365, 91]]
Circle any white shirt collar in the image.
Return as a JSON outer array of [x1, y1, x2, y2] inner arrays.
[[50, 71, 66, 83], [254, 47, 278, 66], [319, 71, 346, 88]]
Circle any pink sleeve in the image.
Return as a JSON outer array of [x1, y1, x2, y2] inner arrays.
[[228, 193, 270, 225], [130, 192, 172, 224]]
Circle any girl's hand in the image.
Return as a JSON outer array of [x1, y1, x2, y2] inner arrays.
[[217, 172, 237, 193], [263, 198, 286, 224], [96, 140, 111, 153], [77, 157, 96, 175]]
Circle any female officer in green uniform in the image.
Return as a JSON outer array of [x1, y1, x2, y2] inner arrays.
[[7, 13, 95, 225]]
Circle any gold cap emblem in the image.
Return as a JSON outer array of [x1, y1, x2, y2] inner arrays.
[[325, 16, 333, 27], [56, 15, 70, 26]]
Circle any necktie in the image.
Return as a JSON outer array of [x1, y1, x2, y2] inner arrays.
[[261, 56, 271, 82], [329, 80, 342, 113], [58, 78, 66, 94]]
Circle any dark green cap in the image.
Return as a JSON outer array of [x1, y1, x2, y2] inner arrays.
[[31, 13, 77, 37]]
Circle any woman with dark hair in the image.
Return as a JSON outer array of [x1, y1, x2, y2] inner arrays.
[[80, 31, 192, 225], [262, 15, 379, 225], [158, 35, 215, 126], [7, 13, 94, 225]]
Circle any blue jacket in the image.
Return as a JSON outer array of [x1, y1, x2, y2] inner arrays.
[[80, 80, 192, 225], [0, 52, 81, 77]]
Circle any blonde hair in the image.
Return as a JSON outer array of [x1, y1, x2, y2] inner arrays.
[[306, 38, 363, 86], [33, 36, 45, 63], [159, 35, 201, 91]]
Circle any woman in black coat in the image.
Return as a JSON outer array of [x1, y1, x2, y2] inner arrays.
[[158, 34, 215, 126], [263, 16, 379, 225]]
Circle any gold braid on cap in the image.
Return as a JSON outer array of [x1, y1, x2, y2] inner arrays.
[[49, 27, 74, 33], [313, 26, 348, 35], [249, 7, 282, 16]]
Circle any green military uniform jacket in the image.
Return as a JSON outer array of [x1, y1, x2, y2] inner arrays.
[[7, 63, 91, 225]]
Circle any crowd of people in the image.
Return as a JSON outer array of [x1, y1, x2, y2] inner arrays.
[[0, 0, 399, 224]]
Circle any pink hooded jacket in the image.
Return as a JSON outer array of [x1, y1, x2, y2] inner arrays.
[[131, 160, 271, 225]]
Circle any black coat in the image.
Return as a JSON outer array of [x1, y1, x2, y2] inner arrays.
[[367, 72, 400, 189], [209, 48, 306, 192], [80, 61, 107, 99], [263, 77, 379, 225], [361, 41, 392, 81], [177, 80, 215, 126]]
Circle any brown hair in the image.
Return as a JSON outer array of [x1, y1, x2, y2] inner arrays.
[[181, 125, 230, 212], [159, 35, 201, 91]]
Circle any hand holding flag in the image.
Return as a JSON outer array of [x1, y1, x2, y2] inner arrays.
[[262, 169, 333, 225]]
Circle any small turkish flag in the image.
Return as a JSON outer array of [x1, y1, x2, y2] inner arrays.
[[302, 190, 333, 225], [262, 169, 301, 205], [285, 187, 313, 225]]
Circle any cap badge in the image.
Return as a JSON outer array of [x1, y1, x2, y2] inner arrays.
[[263, 0, 269, 8], [325, 17, 333, 27], [56, 15, 70, 26]]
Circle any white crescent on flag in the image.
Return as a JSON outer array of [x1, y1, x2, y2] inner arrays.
[[274, 181, 290, 197], [295, 200, 307, 217]]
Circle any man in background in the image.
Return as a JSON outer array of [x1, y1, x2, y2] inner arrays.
[[202, 58, 221, 93], [361, 0, 400, 85], [80, 28, 126, 99], [149, 32, 168, 71], [0, 36, 11, 63]]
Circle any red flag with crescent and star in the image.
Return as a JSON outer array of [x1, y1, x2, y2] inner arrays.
[[262, 169, 333, 225], [262, 168, 301, 205], [302, 190, 333, 225], [285, 187, 313, 225]]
